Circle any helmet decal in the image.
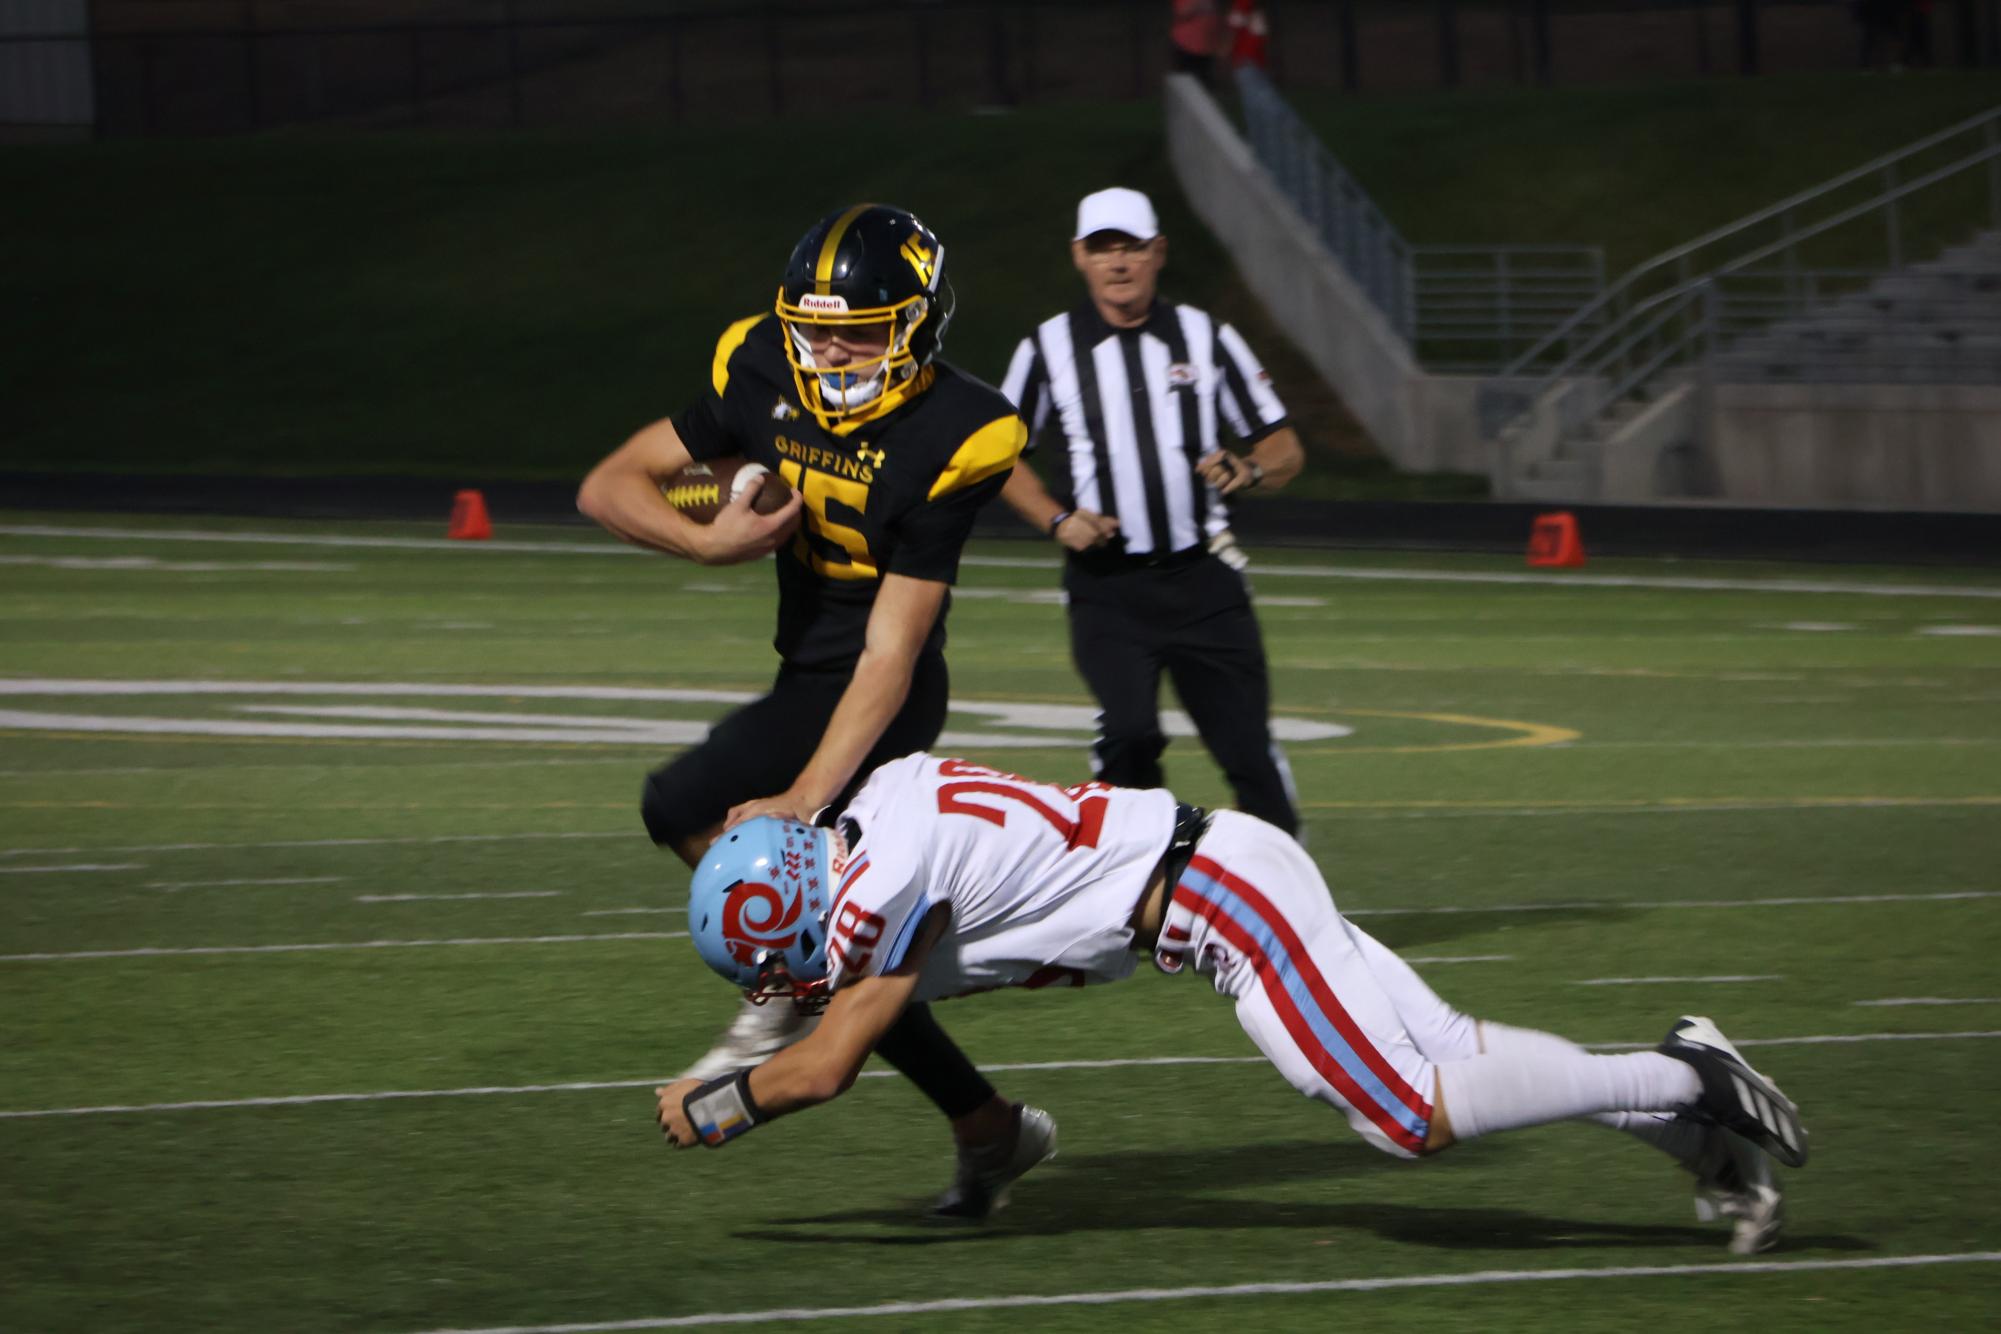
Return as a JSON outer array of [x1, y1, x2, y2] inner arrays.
[[686, 816, 836, 1011], [899, 236, 937, 288], [718, 879, 802, 966]]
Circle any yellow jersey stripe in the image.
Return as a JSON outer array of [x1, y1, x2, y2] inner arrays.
[[710, 314, 763, 397], [928, 414, 1027, 500], [814, 204, 872, 295]]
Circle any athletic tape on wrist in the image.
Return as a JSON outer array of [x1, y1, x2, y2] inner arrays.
[[685, 1070, 763, 1147]]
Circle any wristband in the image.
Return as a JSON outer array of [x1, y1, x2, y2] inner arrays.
[[1048, 510, 1074, 537], [685, 1069, 764, 1147]]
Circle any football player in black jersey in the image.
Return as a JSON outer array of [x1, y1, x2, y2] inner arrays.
[[579, 204, 1044, 1218]]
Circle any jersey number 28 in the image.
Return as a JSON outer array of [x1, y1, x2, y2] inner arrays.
[[932, 758, 1111, 851]]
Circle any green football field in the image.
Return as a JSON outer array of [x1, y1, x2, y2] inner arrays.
[[2, 512, 1998, 1331]]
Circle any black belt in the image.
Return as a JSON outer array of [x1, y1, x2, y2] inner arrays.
[[1069, 545, 1209, 574], [1160, 802, 1212, 893]]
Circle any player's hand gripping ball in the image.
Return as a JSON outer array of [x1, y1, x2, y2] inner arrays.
[[660, 459, 794, 524]]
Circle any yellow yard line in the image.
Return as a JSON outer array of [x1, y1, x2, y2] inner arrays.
[[1306, 708, 1579, 754]]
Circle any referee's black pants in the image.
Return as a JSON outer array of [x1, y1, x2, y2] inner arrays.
[[1065, 550, 1300, 837], [640, 650, 998, 1123]]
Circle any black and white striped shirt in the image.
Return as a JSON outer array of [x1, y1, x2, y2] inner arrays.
[[1000, 300, 1289, 557]]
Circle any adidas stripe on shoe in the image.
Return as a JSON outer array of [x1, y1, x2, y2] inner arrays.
[[1659, 1016, 1809, 1169]]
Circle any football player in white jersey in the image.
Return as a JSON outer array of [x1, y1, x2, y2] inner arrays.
[[656, 755, 1806, 1252]]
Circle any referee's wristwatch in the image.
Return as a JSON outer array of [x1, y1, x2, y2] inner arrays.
[[1243, 459, 1265, 489]]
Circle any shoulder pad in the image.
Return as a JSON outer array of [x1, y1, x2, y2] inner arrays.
[[711, 314, 768, 397]]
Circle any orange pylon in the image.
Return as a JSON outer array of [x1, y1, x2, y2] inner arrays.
[[1527, 511, 1585, 568], [448, 489, 492, 541]]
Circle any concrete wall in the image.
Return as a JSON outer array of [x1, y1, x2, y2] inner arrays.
[[1712, 383, 2001, 510], [1164, 74, 1496, 477], [1603, 381, 1704, 503], [1164, 74, 1420, 471]]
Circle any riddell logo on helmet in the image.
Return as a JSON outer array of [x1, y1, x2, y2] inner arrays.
[[797, 293, 849, 313], [720, 880, 802, 965]]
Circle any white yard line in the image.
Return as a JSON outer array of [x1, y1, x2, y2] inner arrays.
[[7, 523, 1999, 599], [3, 1031, 1995, 1122], [1240, 564, 2001, 600], [0, 931, 686, 962], [356, 892, 561, 903], [0, 523, 633, 557], [0, 863, 144, 875], [149, 877, 346, 891], [1571, 738, 2001, 750], [409, 1252, 2001, 1332], [1854, 997, 2001, 1007], [0, 757, 640, 779], [1573, 974, 1783, 987], [5, 888, 1988, 958], [0, 831, 631, 858], [0, 553, 354, 573], [1320, 797, 2001, 819], [1344, 889, 2000, 918]]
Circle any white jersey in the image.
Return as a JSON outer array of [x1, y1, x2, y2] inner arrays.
[[824, 754, 1179, 1003]]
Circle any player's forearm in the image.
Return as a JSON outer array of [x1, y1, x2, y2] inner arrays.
[[577, 467, 708, 561], [788, 645, 917, 811], [1248, 427, 1305, 491], [746, 1030, 869, 1113], [745, 975, 914, 1114], [998, 462, 1064, 532]]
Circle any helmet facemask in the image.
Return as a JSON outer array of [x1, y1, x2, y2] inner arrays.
[[775, 289, 935, 430], [745, 950, 833, 1014]]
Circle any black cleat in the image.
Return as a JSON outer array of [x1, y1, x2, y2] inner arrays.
[[1659, 1016, 1808, 1169], [928, 1103, 1057, 1222]]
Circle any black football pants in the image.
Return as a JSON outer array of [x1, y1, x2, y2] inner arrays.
[[1065, 553, 1299, 837]]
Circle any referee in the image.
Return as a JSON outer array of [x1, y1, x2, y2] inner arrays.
[[998, 186, 1305, 836]]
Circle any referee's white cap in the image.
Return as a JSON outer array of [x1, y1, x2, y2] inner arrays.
[[1074, 187, 1159, 242]]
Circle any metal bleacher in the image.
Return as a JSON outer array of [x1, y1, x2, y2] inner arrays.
[[1708, 232, 2001, 386], [1471, 105, 2001, 501]]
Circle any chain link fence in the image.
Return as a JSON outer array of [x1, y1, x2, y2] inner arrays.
[[7, 0, 1997, 138]]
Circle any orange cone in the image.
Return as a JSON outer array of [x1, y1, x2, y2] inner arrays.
[[448, 489, 492, 541], [1526, 511, 1585, 568]]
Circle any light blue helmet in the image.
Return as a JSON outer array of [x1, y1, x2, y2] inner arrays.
[[688, 816, 836, 1010]]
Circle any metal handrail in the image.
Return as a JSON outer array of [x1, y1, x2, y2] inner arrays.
[[1236, 66, 1607, 370], [1237, 64, 1416, 339], [1481, 105, 2001, 443], [1541, 138, 2001, 380], [1501, 104, 2001, 379]]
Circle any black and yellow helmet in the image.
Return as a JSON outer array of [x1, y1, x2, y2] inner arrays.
[[776, 204, 954, 428]]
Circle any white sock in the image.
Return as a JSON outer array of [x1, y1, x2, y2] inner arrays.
[[1438, 1023, 1702, 1142], [1588, 1110, 1709, 1168]]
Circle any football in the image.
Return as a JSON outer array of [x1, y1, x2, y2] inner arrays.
[[660, 459, 793, 524]]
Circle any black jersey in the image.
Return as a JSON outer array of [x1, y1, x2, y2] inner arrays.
[[673, 315, 1025, 670]]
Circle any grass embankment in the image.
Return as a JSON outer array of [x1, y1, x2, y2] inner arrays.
[[4, 72, 1996, 494]]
